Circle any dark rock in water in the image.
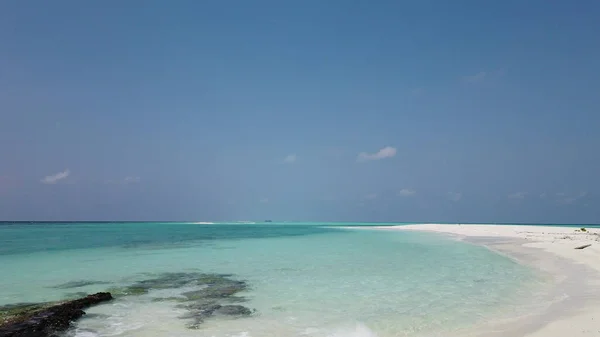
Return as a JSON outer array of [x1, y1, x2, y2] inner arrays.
[[109, 272, 241, 297], [90, 272, 253, 330], [49, 280, 110, 290], [194, 274, 233, 285], [142, 273, 253, 328], [221, 296, 248, 303], [132, 272, 199, 290], [214, 305, 252, 316], [0, 292, 113, 337], [1, 272, 254, 334], [176, 299, 219, 311], [180, 302, 253, 330], [150, 297, 185, 303], [0, 303, 55, 326], [105, 286, 148, 297], [181, 282, 247, 301], [179, 303, 222, 320], [63, 292, 89, 300], [185, 321, 203, 330], [106, 272, 247, 299], [180, 303, 221, 329], [80, 313, 110, 320]]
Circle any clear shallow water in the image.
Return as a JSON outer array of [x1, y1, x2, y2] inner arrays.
[[0, 222, 550, 337]]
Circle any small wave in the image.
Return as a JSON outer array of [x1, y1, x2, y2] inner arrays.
[[71, 329, 98, 337], [321, 226, 380, 231], [231, 332, 252, 337], [328, 323, 379, 337]]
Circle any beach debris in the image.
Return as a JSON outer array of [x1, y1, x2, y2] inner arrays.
[[0, 292, 113, 337], [574, 244, 592, 250]]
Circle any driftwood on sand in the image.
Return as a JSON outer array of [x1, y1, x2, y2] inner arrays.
[[0, 292, 113, 337], [574, 244, 592, 250]]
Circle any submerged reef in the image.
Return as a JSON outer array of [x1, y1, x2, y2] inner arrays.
[[48, 280, 110, 290], [0, 272, 254, 334], [107, 272, 255, 328], [0, 292, 113, 337], [178, 303, 253, 329]]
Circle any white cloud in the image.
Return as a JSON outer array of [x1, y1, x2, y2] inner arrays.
[[398, 189, 416, 197], [463, 68, 506, 83], [539, 191, 587, 204], [41, 169, 70, 184], [365, 193, 378, 200], [283, 154, 297, 164], [259, 198, 269, 204], [448, 192, 462, 202], [557, 191, 587, 205], [508, 192, 527, 199], [105, 176, 141, 185], [464, 71, 487, 83], [124, 176, 141, 184], [357, 146, 397, 162]]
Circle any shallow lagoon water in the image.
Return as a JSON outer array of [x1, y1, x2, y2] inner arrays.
[[0, 223, 550, 337]]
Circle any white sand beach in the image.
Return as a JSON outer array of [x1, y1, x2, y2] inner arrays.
[[372, 224, 600, 337]]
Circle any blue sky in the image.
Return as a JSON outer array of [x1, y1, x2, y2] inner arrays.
[[1, 1, 599, 223]]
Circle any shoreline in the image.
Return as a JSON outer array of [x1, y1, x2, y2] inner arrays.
[[368, 224, 600, 337]]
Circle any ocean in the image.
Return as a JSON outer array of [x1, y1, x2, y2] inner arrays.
[[0, 222, 553, 337]]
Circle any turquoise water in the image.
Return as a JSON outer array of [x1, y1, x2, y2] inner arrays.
[[0, 222, 549, 337]]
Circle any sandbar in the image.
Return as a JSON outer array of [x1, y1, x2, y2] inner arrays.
[[370, 224, 600, 337]]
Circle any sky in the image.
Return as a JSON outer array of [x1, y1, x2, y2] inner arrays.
[[1, 1, 599, 223]]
